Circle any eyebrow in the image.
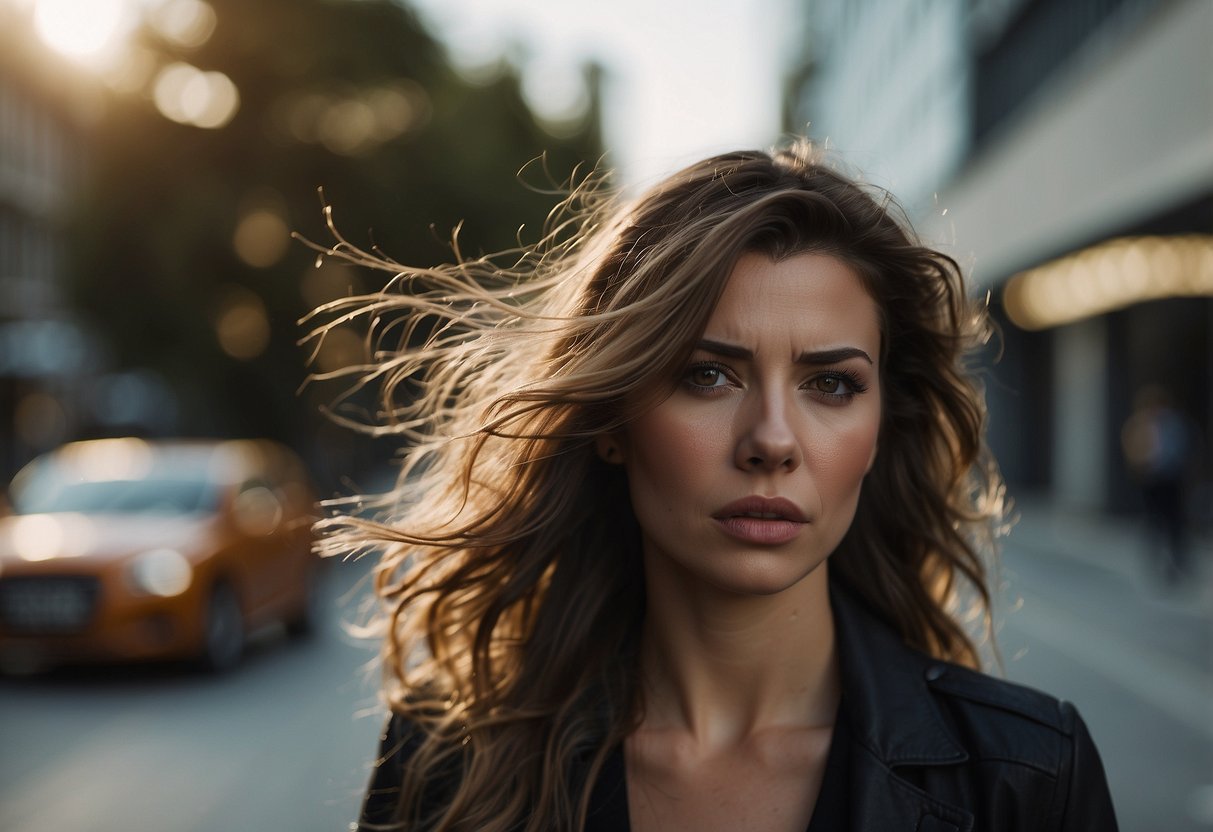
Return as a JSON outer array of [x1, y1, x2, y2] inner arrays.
[[696, 338, 874, 366]]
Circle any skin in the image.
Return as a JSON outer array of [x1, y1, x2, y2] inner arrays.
[[601, 251, 883, 832]]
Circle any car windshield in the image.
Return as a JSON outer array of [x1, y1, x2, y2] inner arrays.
[[14, 476, 220, 516]]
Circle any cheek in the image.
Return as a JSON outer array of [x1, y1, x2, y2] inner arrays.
[[624, 407, 718, 508], [813, 410, 882, 499]]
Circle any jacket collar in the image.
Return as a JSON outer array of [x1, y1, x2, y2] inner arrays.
[[829, 579, 968, 766], [829, 579, 975, 832]]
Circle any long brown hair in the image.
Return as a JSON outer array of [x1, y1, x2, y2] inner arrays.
[[304, 141, 1004, 831]]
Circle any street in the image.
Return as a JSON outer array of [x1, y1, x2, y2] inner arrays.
[[997, 533, 1213, 832], [0, 556, 384, 832], [1, 532, 1209, 831]]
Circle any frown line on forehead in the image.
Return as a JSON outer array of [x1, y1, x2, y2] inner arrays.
[[696, 338, 873, 366]]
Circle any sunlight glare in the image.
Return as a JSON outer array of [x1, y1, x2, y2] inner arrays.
[[33, 0, 131, 63]]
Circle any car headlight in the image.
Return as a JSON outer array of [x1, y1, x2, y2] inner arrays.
[[128, 548, 193, 597]]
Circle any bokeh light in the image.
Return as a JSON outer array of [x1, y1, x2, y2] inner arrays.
[[1003, 234, 1213, 330], [147, 0, 216, 48], [521, 57, 590, 135], [213, 286, 271, 360], [312, 327, 368, 375], [231, 486, 283, 536], [127, 548, 193, 596], [300, 259, 363, 310], [99, 42, 158, 94], [152, 61, 239, 129], [233, 207, 290, 268], [319, 98, 377, 156], [269, 81, 430, 155], [10, 514, 67, 562]]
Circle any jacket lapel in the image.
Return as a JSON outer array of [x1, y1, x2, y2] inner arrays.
[[830, 581, 975, 832], [848, 745, 973, 832]]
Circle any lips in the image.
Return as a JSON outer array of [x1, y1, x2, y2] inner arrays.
[[712, 496, 808, 545]]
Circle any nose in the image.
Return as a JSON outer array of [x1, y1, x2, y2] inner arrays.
[[735, 390, 802, 473]]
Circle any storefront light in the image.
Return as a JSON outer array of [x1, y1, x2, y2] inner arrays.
[[1003, 234, 1213, 330]]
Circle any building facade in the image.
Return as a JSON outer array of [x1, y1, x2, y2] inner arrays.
[[0, 5, 102, 482], [787, 0, 1212, 521]]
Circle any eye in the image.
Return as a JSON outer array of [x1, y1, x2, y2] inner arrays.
[[805, 370, 867, 401], [683, 364, 730, 390], [814, 376, 846, 395]]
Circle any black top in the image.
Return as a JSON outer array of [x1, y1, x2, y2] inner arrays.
[[584, 698, 851, 832], [806, 697, 850, 831]]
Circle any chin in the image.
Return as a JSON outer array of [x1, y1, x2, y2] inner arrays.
[[701, 552, 831, 598]]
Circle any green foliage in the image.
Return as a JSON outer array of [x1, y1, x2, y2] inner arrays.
[[67, 0, 602, 487]]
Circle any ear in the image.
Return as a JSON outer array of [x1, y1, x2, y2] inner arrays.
[[595, 433, 626, 465]]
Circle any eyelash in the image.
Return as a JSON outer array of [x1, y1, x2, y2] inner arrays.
[[681, 362, 869, 402]]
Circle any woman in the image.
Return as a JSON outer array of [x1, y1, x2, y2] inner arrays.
[[308, 142, 1118, 830]]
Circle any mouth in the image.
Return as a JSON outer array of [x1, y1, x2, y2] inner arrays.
[[712, 497, 808, 545], [712, 496, 808, 523]]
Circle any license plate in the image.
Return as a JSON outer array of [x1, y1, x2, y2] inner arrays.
[[0, 578, 98, 633]]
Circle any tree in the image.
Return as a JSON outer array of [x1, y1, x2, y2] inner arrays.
[[67, 0, 603, 489]]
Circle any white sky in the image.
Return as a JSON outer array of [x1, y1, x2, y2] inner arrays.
[[408, 0, 802, 188]]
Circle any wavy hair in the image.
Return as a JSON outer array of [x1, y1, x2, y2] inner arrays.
[[303, 141, 1005, 831]]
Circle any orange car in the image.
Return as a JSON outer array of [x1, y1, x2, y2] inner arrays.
[[0, 438, 318, 672]]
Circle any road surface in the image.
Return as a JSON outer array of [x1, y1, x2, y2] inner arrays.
[[1, 539, 1209, 830]]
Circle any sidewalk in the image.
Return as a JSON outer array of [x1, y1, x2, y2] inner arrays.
[[1004, 492, 1213, 618]]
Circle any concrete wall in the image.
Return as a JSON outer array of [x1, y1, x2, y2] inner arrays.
[[918, 0, 1213, 287], [1052, 318, 1109, 510]]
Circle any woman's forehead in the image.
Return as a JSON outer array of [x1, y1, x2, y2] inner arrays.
[[700, 251, 881, 356]]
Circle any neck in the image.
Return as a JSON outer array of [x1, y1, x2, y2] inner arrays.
[[637, 559, 840, 750]]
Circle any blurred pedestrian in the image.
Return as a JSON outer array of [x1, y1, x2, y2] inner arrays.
[[310, 141, 1118, 831], [1121, 384, 1195, 584]]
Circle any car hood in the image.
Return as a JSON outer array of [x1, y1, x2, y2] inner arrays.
[[0, 512, 217, 565]]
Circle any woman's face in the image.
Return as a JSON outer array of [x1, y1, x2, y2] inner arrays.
[[612, 251, 882, 597]]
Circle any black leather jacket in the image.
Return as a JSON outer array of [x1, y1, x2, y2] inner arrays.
[[359, 581, 1119, 830], [810, 581, 1119, 831]]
